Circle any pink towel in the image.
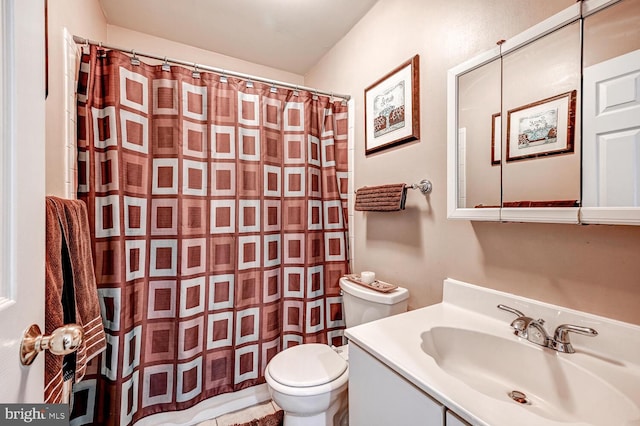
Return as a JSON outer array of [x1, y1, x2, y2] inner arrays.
[[45, 197, 106, 403]]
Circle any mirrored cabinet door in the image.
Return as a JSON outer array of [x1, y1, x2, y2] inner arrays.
[[581, 0, 640, 225], [457, 58, 502, 209], [500, 19, 582, 223], [447, 48, 502, 221]]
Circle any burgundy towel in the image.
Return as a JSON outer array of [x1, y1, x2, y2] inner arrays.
[[354, 183, 407, 211], [45, 197, 106, 403]]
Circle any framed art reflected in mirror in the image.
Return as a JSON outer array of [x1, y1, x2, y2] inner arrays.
[[505, 90, 576, 162]]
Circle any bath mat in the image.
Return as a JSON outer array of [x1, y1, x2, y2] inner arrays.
[[231, 410, 283, 426]]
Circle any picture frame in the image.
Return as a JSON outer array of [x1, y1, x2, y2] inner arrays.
[[364, 55, 420, 155], [491, 112, 501, 166], [505, 90, 576, 162]]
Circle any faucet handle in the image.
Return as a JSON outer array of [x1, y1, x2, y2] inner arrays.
[[497, 304, 525, 318], [497, 305, 530, 338], [551, 324, 598, 353]]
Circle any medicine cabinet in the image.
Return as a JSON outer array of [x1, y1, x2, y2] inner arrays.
[[447, 0, 640, 225]]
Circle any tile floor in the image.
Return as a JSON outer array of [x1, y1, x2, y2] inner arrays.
[[197, 400, 280, 426]]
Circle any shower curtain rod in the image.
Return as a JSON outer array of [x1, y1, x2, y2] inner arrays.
[[72, 35, 351, 101]]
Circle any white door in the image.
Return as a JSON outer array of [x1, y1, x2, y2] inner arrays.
[[0, 0, 46, 401], [582, 49, 640, 224]]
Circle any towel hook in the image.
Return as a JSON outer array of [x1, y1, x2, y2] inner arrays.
[[20, 323, 84, 366]]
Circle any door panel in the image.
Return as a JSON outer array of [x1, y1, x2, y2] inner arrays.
[[0, 0, 46, 402]]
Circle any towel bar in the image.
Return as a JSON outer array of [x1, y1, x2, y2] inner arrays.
[[406, 179, 432, 194]]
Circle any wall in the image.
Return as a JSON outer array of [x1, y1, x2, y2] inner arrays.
[[106, 26, 304, 86], [46, 0, 107, 197], [305, 0, 640, 325]]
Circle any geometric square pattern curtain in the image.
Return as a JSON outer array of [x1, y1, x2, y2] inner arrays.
[[71, 46, 350, 425]]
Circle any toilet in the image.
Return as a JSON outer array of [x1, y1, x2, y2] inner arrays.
[[264, 277, 409, 426]]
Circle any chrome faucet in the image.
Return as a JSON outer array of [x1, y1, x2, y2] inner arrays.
[[497, 304, 598, 353]]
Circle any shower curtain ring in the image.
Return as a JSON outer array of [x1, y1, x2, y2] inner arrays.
[[130, 49, 140, 66], [97, 41, 106, 58], [162, 56, 170, 72]]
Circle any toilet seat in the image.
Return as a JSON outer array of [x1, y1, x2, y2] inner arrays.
[[268, 343, 347, 387]]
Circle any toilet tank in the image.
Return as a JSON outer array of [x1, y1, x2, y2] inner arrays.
[[339, 277, 409, 328]]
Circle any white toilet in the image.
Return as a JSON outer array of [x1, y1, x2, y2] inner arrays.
[[264, 277, 409, 426]]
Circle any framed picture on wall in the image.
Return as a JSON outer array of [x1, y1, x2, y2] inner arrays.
[[491, 112, 501, 165], [364, 55, 420, 155], [505, 90, 576, 162]]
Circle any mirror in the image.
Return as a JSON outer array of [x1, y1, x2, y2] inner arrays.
[[581, 0, 640, 224], [457, 57, 502, 210], [447, 48, 502, 221], [448, 3, 582, 222], [448, 0, 640, 224], [501, 20, 582, 219]]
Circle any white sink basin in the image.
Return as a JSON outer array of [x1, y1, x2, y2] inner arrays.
[[421, 326, 640, 426]]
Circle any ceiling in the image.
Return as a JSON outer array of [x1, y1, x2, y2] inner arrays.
[[98, 0, 379, 75]]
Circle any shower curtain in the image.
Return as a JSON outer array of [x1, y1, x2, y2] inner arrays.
[[71, 46, 350, 425]]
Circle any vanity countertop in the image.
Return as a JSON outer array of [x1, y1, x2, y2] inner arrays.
[[344, 278, 640, 426]]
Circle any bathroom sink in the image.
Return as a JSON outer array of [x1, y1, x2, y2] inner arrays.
[[421, 326, 640, 426]]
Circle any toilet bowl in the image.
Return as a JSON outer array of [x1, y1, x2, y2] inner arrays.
[[264, 343, 349, 426], [265, 277, 409, 425]]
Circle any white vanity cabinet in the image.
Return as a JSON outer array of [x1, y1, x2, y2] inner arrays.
[[349, 342, 471, 426], [446, 410, 472, 426]]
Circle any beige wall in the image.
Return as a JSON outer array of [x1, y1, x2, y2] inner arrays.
[[306, 0, 640, 325], [106, 26, 305, 86], [46, 0, 107, 197]]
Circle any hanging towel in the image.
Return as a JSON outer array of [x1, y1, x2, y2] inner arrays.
[[45, 197, 106, 404], [354, 183, 407, 211]]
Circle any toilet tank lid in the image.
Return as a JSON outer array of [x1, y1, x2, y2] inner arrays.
[[339, 277, 409, 305], [268, 343, 347, 387]]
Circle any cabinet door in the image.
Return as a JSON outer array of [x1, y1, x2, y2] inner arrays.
[[349, 343, 444, 426], [446, 409, 472, 426]]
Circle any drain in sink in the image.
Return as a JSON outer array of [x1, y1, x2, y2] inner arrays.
[[508, 390, 529, 404]]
